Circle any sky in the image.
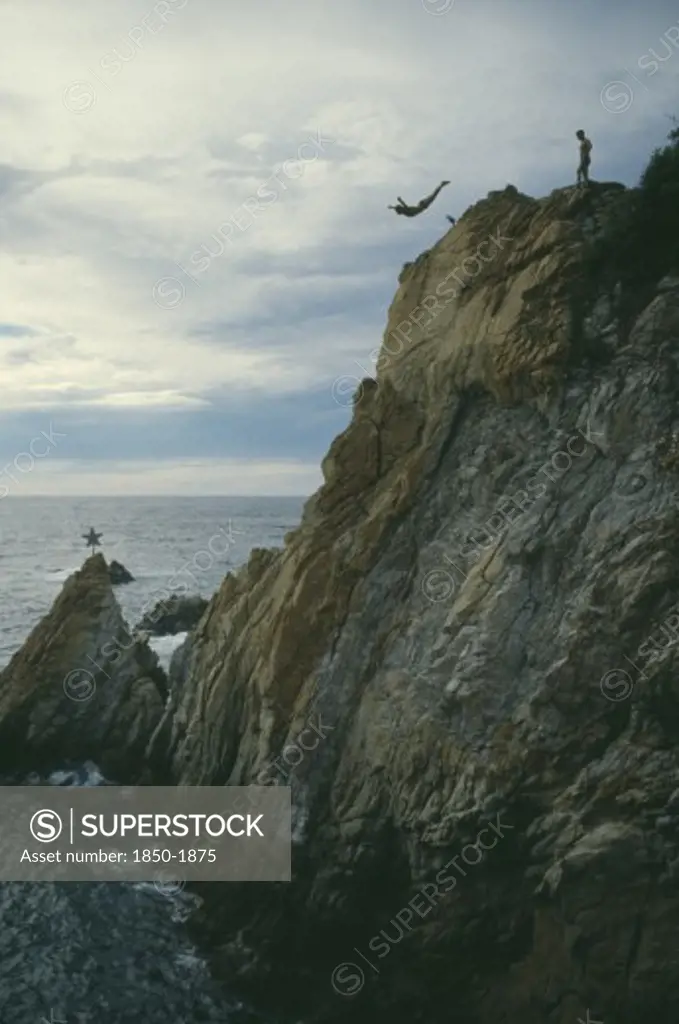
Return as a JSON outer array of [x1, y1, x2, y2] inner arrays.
[[0, 0, 677, 497]]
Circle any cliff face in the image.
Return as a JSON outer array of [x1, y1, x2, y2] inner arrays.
[[0, 555, 165, 780], [147, 181, 679, 1023], [1, 178, 670, 1022]]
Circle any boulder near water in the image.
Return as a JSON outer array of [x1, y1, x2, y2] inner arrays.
[[108, 559, 135, 585], [137, 594, 209, 636]]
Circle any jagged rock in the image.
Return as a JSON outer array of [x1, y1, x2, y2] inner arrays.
[[0, 555, 165, 780], [151, 183, 679, 1023], [136, 594, 208, 636], [108, 559, 135, 585]]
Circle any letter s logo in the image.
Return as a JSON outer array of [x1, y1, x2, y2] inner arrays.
[[30, 809, 63, 843]]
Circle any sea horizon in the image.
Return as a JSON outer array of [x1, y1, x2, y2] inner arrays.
[[0, 494, 305, 670], [0, 492, 312, 499]]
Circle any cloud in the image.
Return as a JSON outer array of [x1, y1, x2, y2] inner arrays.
[[0, 0, 677, 493]]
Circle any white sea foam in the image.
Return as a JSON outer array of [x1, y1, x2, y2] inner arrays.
[[148, 631, 188, 670]]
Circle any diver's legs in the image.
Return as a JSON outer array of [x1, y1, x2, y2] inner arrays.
[[416, 180, 450, 213]]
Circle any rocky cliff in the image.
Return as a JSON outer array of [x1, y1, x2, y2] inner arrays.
[[0, 555, 165, 780], [148, 181, 679, 1023], [6, 179, 679, 1023]]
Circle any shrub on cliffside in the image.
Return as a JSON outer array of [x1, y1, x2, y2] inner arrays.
[[605, 119, 679, 290], [637, 121, 679, 272]]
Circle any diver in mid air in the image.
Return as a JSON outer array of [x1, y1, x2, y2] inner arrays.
[[389, 180, 450, 217]]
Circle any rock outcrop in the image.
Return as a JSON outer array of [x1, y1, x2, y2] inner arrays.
[[147, 183, 679, 1023], [108, 559, 135, 585], [0, 555, 165, 780], [137, 594, 208, 636]]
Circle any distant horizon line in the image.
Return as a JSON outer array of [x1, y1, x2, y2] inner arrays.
[[0, 493, 310, 499]]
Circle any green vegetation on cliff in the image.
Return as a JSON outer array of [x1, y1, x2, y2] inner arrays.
[[607, 120, 679, 289]]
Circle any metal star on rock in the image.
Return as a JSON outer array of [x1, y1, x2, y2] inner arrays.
[[82, 527, 103, 552]]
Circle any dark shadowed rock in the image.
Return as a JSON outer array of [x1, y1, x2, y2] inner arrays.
[[0, 555, 165, 780], [108, 559, 135, 585], [0, 877, 251, 1023], [137, 594, 208, 636]]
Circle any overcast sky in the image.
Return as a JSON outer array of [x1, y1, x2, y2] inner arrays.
[[0, 0, 677, 496]]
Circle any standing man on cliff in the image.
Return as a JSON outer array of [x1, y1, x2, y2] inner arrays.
[[576, 129, 592, 187]]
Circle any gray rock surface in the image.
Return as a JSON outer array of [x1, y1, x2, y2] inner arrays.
[[148, 183, 679, 1023]]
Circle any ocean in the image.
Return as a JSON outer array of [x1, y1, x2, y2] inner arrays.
[[0, 495, 305, 670]]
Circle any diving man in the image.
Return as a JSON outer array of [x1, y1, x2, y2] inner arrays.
[[389, 180, 450, 217]]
